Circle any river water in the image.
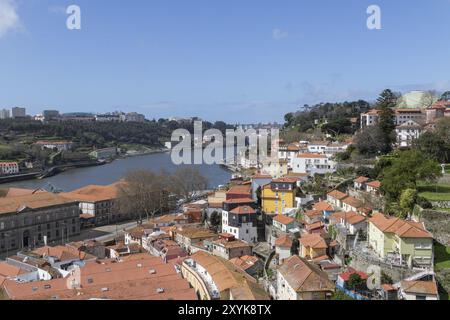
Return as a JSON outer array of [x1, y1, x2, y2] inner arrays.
[[0, 151, 232, 192]]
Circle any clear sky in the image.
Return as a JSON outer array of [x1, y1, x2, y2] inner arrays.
[[1, 0, 450, 123]]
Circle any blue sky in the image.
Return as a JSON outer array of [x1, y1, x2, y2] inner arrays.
[[1, 0, 450, 123]]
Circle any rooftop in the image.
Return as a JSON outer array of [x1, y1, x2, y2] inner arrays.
[[327, 189, 348, 200], [3, 254, 197, 300], [277, 255, 334, 293], [61, 182, 124, 203], [0, 193, 78, 215], [273, 214, 296, 226], [369, 213, 432, 238], [186, 251, 268, 300], [299, 233, 328, 250], [313, 201, 334, 211], [230, 205, 256, 215], [401, 280, 438, 295]]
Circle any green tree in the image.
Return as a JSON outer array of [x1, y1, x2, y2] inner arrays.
[[321, 117, 353, 136], [346, 273, 366, 292], [354, 126, 386, 155], [210, 211, 221, 231], [376, 89, 397, 154], [380, 150, 442, 201], [290, 238, 299, 255], [399, 188, 418, 217], [414, 131, 448, 164]]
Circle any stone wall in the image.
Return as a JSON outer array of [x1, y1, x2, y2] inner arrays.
[[348, 252, 417, 283], [420, 209, 450, 246]]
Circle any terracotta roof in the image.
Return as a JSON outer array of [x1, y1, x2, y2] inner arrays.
[[175, 227, 217, 240], [299, 233, 328, 250], [271, 177, 298, 184], [0, 193, 78, 215], [354, 176, 369, 184], [187, 251, 269, 300], [401, 280, 438, 295], [224, 197, 255, 204], [251, 174, 272, 179], [330, 211, 365, 225], [0, 262, 28, 277], [229, 255, 261, 271], [3, 255, 197, 300], [313, 201, 334, 211], [226, 185, 252, 195], [230, 206, 256, 215], [213, 238, 252, 249], [287, 143, 300, 151], [305, 221, 325, 231], [369, 213, 432, 238], [61, 182, 124, 203], [273, 214, 295, 225], [327, 190, 348, 200], [297, 153, 327, 159], [341, 196, 363, 209], [277, 256, 334, 293], [0, 187, 48, 198], [366, 180, 381, 188], [32, 245, 96, 261], [275, 234, 292, 248], [304, 210, 322, 219], [381, 284, 396, 291], [339, 267, 368, 281], [395, 108, 423, 113]]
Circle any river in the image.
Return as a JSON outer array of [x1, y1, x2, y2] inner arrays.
[[0, 151, 233, 192]]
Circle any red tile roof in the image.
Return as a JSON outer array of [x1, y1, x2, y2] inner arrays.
[[275, 235, 292, 248], [339, 268, 368, 281], [313, 201, 334, 211], [230, 206, 256, 215], [369, 213, 432, 238], [273, 214, 295, 225], [327, 190, 348, 200]]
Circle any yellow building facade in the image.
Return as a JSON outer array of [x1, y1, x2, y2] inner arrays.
[[261, 178, 297, 214]]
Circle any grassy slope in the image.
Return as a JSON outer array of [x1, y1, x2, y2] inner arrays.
[[417, 182, 450, 201]]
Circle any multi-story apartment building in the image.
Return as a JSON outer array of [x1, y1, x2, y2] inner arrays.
[[292, 153, 336, 176], [221, 206, 257, 243], [0, 109, 10, 119], [11, 107, 26, 119], [368, 213, 433, 268], [261, 178, 297, 214], [0, 193, 80, 254], [62, 182, 131, 227]]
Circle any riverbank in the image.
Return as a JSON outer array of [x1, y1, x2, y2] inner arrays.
[[0, 149, 232, 192], [0, 147, 171, 186]]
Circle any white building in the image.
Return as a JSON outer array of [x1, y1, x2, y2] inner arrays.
[[221, 206, 258, 243], [292, 153, 336, 176], [396, 120, 423, 147], [35, 140, 73, 152], [399, 280, 439, 300], [0, 109, 10, 119], [307, 141, 329, 154]]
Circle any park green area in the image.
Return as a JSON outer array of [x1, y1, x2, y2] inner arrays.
[[417, 182, 450, 202]]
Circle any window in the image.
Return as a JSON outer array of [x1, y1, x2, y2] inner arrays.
[[416, 295, 426, 300], [0, 222, 4, 230]]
